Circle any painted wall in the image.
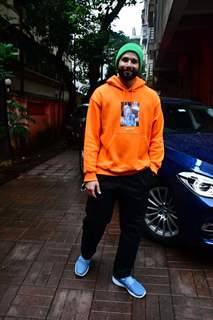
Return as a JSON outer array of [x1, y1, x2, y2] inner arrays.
[[152, 0, 213, 106], [14, 96, 65, 145], [24, 79, 60, 100], [176, 31, 213, 105]]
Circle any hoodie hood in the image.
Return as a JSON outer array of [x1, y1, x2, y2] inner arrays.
[[106, 75, 145, 92]]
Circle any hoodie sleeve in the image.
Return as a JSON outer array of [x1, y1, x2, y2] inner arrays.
[[149, 96, 164, 174], [83, 95, 102, 182]]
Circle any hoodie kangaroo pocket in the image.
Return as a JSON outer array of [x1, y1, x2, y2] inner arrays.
[[98, 133, 149, 169]]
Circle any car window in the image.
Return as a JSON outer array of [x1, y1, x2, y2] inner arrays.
[[190, 106, 213, 132], [162, 102, 213, 133], [162, 104, 194, 132]]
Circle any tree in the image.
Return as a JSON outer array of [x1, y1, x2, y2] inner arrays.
[[0, 42, 35, 160], [6, 99, 35, 156], [103, 30, 130, 79], [9, 1, 138, 101], [0, 43, 17, 81], [13, 0, 80, 111], [73, 0, 137, 97]]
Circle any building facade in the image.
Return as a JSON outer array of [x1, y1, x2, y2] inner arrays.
[[145, 0, 213, 104], [0, 0, 69, 148], [141, 0, 154, 85]]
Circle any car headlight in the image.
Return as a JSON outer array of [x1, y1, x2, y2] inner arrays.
[[177, 172, 213, 198]]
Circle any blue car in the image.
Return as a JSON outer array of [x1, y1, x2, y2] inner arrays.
[[143, 97, 213, 246]]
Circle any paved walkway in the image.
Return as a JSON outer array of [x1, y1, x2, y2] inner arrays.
[[0, 150, 213, 320]]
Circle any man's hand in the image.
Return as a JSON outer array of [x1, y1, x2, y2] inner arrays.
[[85, 180, 101, 198]]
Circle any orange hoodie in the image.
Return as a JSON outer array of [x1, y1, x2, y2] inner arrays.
[[84, 75, 164, 181]]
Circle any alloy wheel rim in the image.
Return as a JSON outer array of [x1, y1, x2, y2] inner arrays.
[[145, 186, 179, 237]]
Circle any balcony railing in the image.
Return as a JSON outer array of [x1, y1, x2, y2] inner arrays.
[[149, 27, 154, 40]]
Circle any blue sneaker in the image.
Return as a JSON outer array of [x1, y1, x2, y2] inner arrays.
[[74, 255, 91, 277], [112, 276, 146, 298]]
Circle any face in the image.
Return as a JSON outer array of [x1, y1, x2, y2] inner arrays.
[[118, 52, 140, 81]]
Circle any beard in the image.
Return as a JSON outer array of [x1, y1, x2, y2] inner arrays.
[[118, 68, 138, 81]]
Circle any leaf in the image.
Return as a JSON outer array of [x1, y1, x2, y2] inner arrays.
[[6, 99, 36, 139]]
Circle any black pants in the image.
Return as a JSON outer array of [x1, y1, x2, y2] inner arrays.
[[81, 169, 154, 279]]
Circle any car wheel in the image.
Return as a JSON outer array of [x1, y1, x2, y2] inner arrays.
[[143, 185, 181, 245]]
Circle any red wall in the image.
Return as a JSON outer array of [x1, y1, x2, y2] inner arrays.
[[157, 30, 213, 106], [14, 96, 65, 144], [177, 32, 213, 105]]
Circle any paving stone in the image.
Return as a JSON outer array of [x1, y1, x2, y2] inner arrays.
[[0, 260, 33, 285], [59, 275, 96, 290], [0, 227, 27, 241], [7, 304, 49, 318], [36, 242, 72, 262], [170, 269, 199, 296], [20, 222, 57, 241], [135, 268, 169, 285], [193, 270, 211, 297], [47, 289, 93, 320], [0, 150, 213, 320], [5, 318, 42, 320], [145, 295, 161, 319], [89, 312, 131, 320], [5, 242, 42, 261], [95, 258, 114, 291], [91, 300, 131, 314], [131, 298, 146, 320], [158, 295, 174, 320], [46, 224, 81, 243], [17, 285, 56, 296], [136, 245, 168, 268], [0, 241, 15, 263], [6, 286, 55, 318], [0, 286, 19, 316], [24, 261, 65, 287], [145, 283, 171, 295], [93, 290, 130, 303]]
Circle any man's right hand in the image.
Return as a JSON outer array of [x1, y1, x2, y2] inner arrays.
[[85, 180, 101, 198]]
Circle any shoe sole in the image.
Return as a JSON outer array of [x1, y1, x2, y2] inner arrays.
[[112, 276, 146, 299], [74, 265, 89, 277]]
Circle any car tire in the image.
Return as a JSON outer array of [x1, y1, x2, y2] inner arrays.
[[142, 185, 182, 245]]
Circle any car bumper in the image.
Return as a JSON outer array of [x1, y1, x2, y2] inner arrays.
[[172, 178, 213, 246]]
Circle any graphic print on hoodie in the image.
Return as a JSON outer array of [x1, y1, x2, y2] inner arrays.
[[120, 101, 140, 127]]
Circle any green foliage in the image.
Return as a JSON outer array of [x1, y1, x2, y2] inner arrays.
[[6, 99, 35, 141], [0, 42, 18, 80], [104, 30, 130, 78], [15, 0, 80, 57], [0, 43, 17, 63], [0, 100, 35, 148], [13, 0, 138, 92], [0, 98, 36, 156], [69, 0, 137, 92]]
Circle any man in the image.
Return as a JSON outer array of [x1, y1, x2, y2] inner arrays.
[[75, 43, 164, 299]]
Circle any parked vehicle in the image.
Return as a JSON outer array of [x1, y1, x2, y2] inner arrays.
[[65, 103, 88, 146], [79, 98, 213, 246], [144, 97, 213, 246]]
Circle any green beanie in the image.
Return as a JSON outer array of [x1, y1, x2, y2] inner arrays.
[[115, 43, 144, 71]]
